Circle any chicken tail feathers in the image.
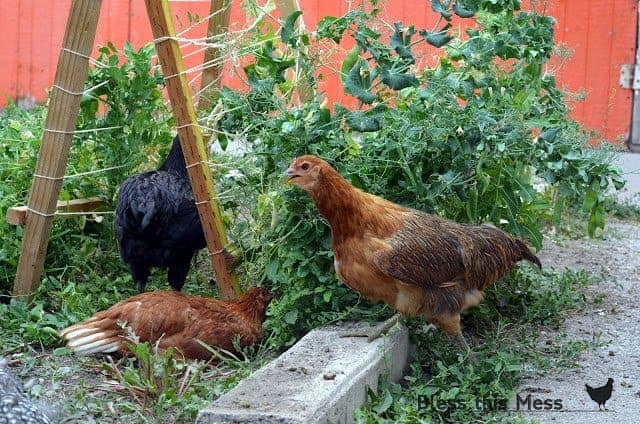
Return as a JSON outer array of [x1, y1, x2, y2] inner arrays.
[[516, 239, 541, 268], [138, 202, 156, 231], [59, 319, 123, 355]]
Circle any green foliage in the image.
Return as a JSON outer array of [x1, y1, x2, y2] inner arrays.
[[92, 331, 275, 421], [0, 299, 67, 352], [208, 0, 623, 346], [75, 41, 174, 195], [102, 341, 204, 418], [0, 105, 46, 290]]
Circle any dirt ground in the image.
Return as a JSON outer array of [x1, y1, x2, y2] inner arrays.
[[517, 217, 640, 423]]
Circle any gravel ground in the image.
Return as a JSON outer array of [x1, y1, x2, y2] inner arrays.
[[517, 217, 640, 423]]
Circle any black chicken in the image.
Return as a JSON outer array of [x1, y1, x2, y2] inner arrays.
[[585, 378, 614, 410], [115, 135, 205, 292]]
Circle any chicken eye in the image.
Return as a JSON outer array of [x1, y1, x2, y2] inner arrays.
[[301, 163, 310, 171]]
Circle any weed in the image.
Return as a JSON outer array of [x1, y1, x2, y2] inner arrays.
[[602, 195, 640, 221]]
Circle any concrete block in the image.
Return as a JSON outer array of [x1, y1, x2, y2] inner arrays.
[[196, 321, 410, 424]]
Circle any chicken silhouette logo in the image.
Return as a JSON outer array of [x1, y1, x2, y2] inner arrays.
[[585, 378, 613, 410]]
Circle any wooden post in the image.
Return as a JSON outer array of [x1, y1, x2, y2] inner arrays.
[[12, 0, 102, 300], [198, 0, 232, 112], [276, 0, 314, 103], [145, 0, 240, 300]]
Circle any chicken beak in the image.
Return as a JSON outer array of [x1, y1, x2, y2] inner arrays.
[[284, 168, 297, 184]]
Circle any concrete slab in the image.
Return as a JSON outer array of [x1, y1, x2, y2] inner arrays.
[[196, 321, 409, 424]]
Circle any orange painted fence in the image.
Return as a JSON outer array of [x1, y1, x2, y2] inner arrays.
[[0, 0, 636, 145]]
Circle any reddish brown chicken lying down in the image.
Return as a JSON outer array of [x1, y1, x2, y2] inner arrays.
[[59, 287, 273, 360], [285, 155, 541, 348]]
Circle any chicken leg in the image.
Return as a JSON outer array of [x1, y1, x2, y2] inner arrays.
[[455, 329, 471, 352], [130, 263, 150, 293]]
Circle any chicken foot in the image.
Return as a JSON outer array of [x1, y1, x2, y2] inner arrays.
[[431, 312, 478, 360], [340, 313, 402, 342]]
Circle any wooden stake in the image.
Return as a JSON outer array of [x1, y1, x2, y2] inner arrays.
[[145, 0, 240, 300], [276, 0, 314, 103], [198, 0, 232, 112], [12, 0, 102, 301]]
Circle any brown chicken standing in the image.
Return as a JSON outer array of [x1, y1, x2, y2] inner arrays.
[[59, 287, 273, 360], [285, 155, 541, 349]]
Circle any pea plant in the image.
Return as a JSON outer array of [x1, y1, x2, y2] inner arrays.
[[209, 0, 623, 346]]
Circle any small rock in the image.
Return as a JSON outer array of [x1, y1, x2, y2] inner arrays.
[[288, 367, 297, 372], [623, 374, 629, 378], [323, 373, 336, 380], [609, 350, 615, 356], [621, 381, 634, 388]]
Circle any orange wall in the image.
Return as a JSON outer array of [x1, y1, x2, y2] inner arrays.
[[0, 0, 636, 145]]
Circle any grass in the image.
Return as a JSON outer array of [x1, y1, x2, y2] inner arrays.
[[7, 342, 275, 423]]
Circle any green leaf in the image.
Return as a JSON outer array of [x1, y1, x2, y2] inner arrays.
[[380, 68, 419, 90], [217, 133, 228, 151], [390, 22, 416, 61], [53, 347, 73, 356], [346, 111, 382, 132], [453, 1, 475, 18], [341, 45, 361, 84], [420, 25, 452, 48], [323, 291, 332, 302], [582, 189, 597, 213], [344, 60, 376, 104], [317, 15, 350, 43], [284, 309, 299, 324], [266, 259, 281, 281], [373, 389, 393, 414], [540, 127, 560, 142], [431, 0, 452, 20], [552, 196, 564, 229], [281, 11, 303, 47], [587, 203, 605, 237]]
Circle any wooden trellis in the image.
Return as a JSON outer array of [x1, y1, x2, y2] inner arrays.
[[12, 0, 312, 301], [198, 0, 232, 112], [11, 0, 246, 301]]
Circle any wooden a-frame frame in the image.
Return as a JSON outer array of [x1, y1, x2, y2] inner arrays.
[[12, 0, 241, 301]]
